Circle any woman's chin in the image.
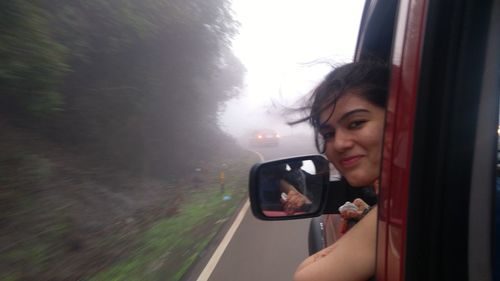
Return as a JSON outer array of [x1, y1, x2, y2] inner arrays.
[[344, 174, 376, 187]]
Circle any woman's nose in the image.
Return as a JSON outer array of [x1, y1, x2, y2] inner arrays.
[[331, 130, 354, 152]]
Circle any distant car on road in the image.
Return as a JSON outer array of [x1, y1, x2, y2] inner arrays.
[[249, 129, 280, 147]]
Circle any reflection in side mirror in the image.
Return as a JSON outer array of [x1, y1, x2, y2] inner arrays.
[[249, 155, 330, 220]]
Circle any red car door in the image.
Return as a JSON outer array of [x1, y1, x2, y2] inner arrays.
[[378, 0, 499, 280], [375, 0, 426, 279]]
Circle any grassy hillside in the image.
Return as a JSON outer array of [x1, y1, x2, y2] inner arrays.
[[0, 123, 258, 281]]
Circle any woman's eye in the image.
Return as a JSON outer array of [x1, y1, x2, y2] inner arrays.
[[322, 131, 335, 140], [348, 120, 366, 129]]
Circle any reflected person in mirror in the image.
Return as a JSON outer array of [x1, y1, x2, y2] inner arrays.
[[292, 61, 388, 281], [279, 179, 311, 215], [280, 161, 312, 214], [284, 161, 308, 194], [259, 164, 288, 212]]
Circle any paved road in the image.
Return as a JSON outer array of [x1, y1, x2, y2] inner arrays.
[[206, 209, 309, 281], [198, 135, 319, 281]]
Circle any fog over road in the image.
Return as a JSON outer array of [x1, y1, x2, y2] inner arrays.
[[187, 135, 318, 281], [252, 134, 318, 161]]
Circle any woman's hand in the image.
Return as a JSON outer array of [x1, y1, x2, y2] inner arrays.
[[279, 179, 311, 215], [281, 190, 311, 214], [338, 198, 371, 233]]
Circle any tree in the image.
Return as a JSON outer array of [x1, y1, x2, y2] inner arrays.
[[0, 1, 68, 117], [1, 0, 246, 176]]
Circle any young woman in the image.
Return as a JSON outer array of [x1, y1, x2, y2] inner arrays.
[[293, 61, 389, 281]]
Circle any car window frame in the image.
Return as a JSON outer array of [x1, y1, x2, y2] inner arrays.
[[403, 0, 498, 280]]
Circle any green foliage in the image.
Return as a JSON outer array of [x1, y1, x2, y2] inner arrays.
[[0, 1, 68, 116], [2, 2, 247, 276], [24, 154, 54, 182], [0, 135, 255, 280], [89, 185, 243, 281], [1, 0, 245, 175]]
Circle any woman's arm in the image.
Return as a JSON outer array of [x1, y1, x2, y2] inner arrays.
[[293, 206, 377, 281], [279, 179, 299, 194]]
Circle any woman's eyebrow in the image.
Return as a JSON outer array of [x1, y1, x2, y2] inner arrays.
[[319, 124, 332, 130], [338, 108, 370, 123], [319, 109, 370, 130]]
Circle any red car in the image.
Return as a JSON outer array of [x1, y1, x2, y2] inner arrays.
[[250, 0, 500, 280]]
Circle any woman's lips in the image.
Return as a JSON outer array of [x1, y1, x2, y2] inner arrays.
[[340, 155, 363, 168]]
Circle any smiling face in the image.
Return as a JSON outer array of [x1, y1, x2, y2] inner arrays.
[[319, 92, 385, 187]]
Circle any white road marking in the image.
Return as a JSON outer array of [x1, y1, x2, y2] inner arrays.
[[195, 199, 250, 281], [252, 150, 264, 162], [195, 150, 262, 281]]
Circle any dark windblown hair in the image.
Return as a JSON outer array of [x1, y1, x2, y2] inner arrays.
[[291, 61, 389, 153]]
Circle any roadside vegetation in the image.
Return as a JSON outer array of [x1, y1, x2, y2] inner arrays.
[[0, 1, 253, 280], [0, 126, 258, 280]]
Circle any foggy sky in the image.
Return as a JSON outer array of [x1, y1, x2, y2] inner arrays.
[[219, 0, 365, 139]]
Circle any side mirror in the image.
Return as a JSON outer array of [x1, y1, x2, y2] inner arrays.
[[249, 155, 330, 220]]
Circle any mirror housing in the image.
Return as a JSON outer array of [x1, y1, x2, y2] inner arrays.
[[249, 155, 330, 220]]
